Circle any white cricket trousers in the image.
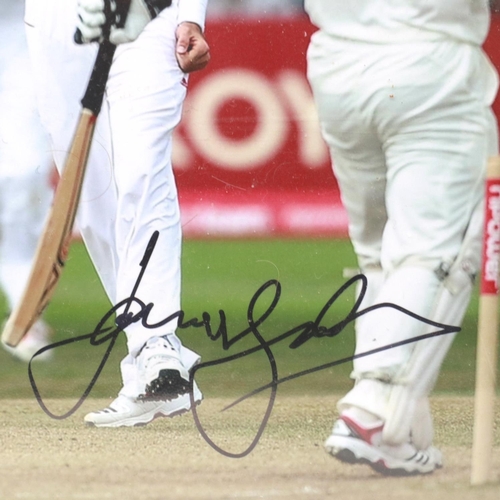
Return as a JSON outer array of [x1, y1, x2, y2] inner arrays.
[[307, 32, 499, 407], [25, 0, 199, 398], [0, 0, 52, 313]]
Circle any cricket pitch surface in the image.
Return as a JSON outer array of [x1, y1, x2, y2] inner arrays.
[[0, 395, 499, 499]]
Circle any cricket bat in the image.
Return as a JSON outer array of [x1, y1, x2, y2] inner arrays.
[[1, 40, 116, 348]]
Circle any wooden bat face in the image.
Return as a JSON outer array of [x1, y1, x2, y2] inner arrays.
[[1, 40, 116, 349], [1, 111, 97, 347]]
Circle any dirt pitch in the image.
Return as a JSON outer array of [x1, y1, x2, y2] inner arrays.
[[0, 395, 499, 500]]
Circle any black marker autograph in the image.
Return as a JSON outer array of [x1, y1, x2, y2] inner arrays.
[[28, 231, 460, 458]]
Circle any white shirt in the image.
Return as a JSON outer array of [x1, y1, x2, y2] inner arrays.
[[304, 0, 490, 45], [25, 0, 208, 33], [178, 0, 208, 31]]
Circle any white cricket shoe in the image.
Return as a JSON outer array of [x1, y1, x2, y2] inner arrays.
[[324, 415, 443, 476], [2, 319, 53, 362], [136, 335, 191, 401], [84, 382, 203, 427]]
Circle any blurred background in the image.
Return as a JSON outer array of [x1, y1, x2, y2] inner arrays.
[[0, 1, 499, 408]]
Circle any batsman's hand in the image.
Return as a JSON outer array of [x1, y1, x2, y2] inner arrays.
[[176, 22, 210, 73], [76, 0, 172, 45]]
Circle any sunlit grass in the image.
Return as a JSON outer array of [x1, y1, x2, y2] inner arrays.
[[0, 238, 487, 400]]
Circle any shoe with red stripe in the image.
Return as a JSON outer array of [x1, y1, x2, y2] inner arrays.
[[324, 414, 443, 476]]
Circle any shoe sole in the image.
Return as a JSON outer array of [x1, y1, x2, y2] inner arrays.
[[85, 398, 202, 428], [139, 368, 191, 402], [325, 438, 439, 476]]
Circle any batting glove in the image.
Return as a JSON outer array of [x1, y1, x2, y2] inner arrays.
[[76, 0, 172, 45]]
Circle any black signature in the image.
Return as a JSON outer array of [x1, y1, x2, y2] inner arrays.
[[28, 231, 460, 457]]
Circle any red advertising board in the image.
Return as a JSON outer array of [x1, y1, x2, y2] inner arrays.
[[174, 15, 347, 238], [175, 14, 500, 238]]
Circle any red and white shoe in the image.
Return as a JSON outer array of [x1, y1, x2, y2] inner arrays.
[[324, 414, 443, 476]]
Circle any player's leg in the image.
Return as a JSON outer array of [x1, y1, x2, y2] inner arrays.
[[307, 35, 439, 475], [0, 3, 54, 361], [381, 106, 499, 447], [103, 6, 201, 402], [331, 41, 497, 473], [307, 35, 497, 474], [343, 40, 497, 411], [0, 155, 54, 363], [311, 145, 441, 472], [26, 0, 200, 425], [86, 7, 204, 425], [306, 31, 387, 340]]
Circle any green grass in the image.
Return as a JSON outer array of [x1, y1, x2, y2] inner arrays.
[[0, 238, 489, 401]]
